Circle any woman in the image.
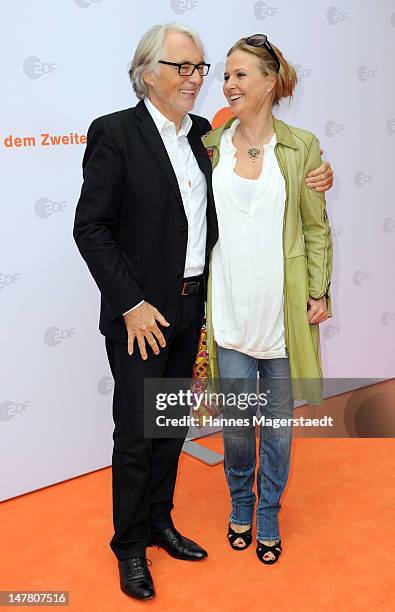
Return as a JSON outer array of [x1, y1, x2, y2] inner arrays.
[[203, 35, 333, 564]]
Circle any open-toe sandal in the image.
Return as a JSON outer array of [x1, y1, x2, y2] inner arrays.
[[227, 523, 252, 551], [256, 540, 282, 564]]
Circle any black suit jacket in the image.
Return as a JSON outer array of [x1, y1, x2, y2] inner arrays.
[[73, 100, 218, 344]]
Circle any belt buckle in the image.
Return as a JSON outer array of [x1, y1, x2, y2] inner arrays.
[[181, 281, 199, 295]]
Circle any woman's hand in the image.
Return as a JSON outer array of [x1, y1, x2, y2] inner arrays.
[[307, 296, 328, 324]]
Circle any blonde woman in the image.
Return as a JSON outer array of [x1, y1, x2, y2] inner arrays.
[[203, 35, 332, 564]]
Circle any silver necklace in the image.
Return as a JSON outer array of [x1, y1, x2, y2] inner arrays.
[[237, 128, 261, 163], [237, 125, 274, 162], [247, 146, 261, 162]]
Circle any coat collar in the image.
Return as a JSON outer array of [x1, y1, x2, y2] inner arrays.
[[202, 115, 298, 150]]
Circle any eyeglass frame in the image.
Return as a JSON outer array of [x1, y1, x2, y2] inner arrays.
[[244, 34, 280, 73], [158, 60, 211, 77]]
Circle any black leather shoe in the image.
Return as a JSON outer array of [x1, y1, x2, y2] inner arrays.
[[118, 557, 155, 600], [151, 527, 208, 561]]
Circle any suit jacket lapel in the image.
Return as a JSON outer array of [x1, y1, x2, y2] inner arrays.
[[187, 120, 212, 180], [135, 101, 184, 209], [135, 102, 216, 234], [187, 119, 215, 210], [187, 121, 218, 257]]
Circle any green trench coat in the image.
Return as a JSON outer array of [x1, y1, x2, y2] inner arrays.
[[202, 117, 333, 403]]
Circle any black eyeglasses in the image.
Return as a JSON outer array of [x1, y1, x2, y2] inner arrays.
[[158, 60, 211, 77], [244, 34, 280, 73]]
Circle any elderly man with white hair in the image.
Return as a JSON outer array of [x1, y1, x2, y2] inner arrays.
[[74, 22, 333, 600]]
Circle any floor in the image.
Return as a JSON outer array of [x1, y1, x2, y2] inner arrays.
[[2, 382, 395, 611]]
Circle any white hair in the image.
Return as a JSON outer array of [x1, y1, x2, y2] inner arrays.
[[128, 23, 205, 100]]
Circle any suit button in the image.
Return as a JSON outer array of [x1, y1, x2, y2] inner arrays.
[[180, 227, 187, 235], [177, 273, 183, 279]]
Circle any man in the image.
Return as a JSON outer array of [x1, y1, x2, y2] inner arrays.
[[73, 23, 333, 601]]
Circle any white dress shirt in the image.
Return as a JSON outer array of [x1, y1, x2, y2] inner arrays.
[[124, 97, 208, 314], [211, 118, 287, 358]]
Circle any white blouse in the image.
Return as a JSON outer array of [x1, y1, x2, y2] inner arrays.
[[211, 119, 287, 359]]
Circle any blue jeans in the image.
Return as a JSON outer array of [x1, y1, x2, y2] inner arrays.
[[217, 346, 294, 541]]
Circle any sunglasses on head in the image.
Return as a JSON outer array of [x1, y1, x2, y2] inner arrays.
[[244, 34, 280, 73]]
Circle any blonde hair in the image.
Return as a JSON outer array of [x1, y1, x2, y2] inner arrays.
[[129, 23, 205, 100], [227, 37, 297, 106]]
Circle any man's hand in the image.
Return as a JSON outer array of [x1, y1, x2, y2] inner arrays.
[[307, 296, 328, 325], [123, 302, 170, 360], [306, 155, 333, 192]]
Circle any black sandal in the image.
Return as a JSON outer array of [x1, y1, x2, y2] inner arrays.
[[227, 523, 252, 550], [256, 540, 282, 564]]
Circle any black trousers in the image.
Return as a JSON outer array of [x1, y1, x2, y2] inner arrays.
[[105, 289, 204, 559]]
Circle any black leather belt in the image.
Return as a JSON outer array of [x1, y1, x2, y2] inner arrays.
[[181, 275, 203, 296]]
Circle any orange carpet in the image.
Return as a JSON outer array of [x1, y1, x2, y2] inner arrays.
[[1, 433, 394, 610]]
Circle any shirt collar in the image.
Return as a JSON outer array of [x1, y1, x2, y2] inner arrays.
[[144, 97, 192, 137]]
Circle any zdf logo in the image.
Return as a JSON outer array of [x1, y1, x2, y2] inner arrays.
[[323, 325, 341, 340], [0, 401, 29, 423], [74, 0, 101, 7], [354, 172, 373, 188], [0, 272, 20, 291], [325, 120, 344, 138], [254, 1, 278, 20], [98, 376, 114, 396], [171, 0, 198, 14], [353, 270, 369, 286], [358, 66, 376, 83], [44, 327, 75, 347], [381, 311, 395, 326], [327, 6, 347, 25], [23, 56, 57, 80], [383, 218, 395, 233], [294, 65, 312, 79], [386, 118, 395, 135], [34, 197, 66, 219]]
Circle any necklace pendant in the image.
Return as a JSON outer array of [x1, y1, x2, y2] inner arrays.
[[248, 147, 261, 161]]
